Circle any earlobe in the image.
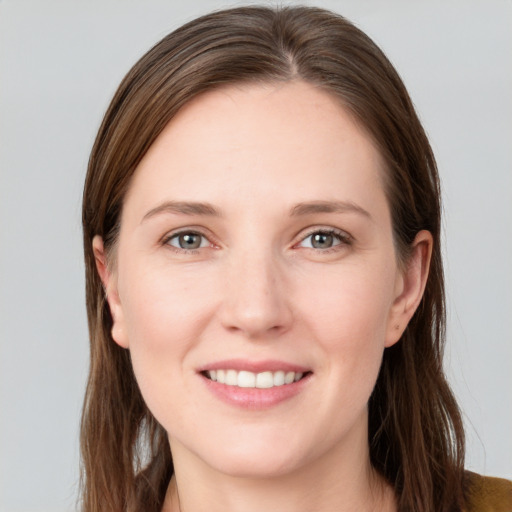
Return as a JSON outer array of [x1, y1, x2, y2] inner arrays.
[[385, 230, 433, 347], [92, 235, 129, 349]]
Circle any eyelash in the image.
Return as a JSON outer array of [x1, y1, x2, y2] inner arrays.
[[162, 230, 214, 255], [161, 227, 352, 255], [296, 228, 352, 253]]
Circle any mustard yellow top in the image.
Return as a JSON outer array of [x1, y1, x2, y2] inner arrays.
[[465, 472, 512, 512]]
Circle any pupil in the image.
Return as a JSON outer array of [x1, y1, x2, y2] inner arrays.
[[312, 233, 333, 249], [180, 233, 201, 249]]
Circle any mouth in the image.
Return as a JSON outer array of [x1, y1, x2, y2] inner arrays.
[[197, 359, 312, 409], [201, 369, 311, 389]]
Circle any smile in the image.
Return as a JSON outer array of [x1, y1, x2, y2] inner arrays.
[[199, 361, 312, 409], [204, 369, 305, 389]]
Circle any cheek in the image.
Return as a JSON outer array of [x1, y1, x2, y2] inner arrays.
[[116, 264, 220, 415], [120, 262, 218, 347], [297, 261, 395, 410], [299, 260, 395, 350]]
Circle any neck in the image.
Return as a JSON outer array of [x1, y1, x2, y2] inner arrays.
[[161, 422, 396, 512], [164, 465, 395, 512]]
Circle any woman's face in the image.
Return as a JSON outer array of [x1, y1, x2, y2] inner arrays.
[[96, 81, 428, 478]]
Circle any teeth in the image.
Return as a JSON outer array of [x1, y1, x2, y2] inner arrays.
[[256, 371, 273, 388], [237, 370, 256, 388], [273, 371, 285, 386], [206, 369, 306, 388], [225, 369, 237, 386]]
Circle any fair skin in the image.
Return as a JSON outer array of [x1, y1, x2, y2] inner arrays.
[[93, 81, 432, 512]]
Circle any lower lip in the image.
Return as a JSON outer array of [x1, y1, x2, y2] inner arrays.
[[200, 374, 311, 410]]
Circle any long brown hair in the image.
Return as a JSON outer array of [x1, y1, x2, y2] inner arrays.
[[81, 6, 465, 511]]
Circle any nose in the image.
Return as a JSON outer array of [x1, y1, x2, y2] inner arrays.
[[218, 250, 293, 339]]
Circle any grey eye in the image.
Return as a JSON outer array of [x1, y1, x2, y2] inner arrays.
[[310, 232, 335, 249], [168, 232, 207, 250], [299, 231, 343, 250]]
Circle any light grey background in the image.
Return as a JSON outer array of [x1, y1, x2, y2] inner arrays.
[[0, 1, 510, 511]]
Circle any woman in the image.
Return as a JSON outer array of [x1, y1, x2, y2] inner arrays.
[[80, 6, 511, 512]]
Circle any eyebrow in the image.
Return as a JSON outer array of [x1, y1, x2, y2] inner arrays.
[[142, 201, 221, 222], [141, 199, 372, 223], [289, 200, 372, 219]]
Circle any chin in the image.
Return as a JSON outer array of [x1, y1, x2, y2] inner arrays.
[[209, 451, 303, 479], [196, 430, 314, 479]]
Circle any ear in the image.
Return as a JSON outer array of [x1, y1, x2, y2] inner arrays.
[[385, 230, 433, 347], [92, 235, 129, 349]]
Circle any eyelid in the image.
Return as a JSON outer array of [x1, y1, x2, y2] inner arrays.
[[293, 226, 353, 249], [159, 225, 353, 254], [161, 227, 218, 252]]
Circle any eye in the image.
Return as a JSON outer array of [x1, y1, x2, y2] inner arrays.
[[297, 229, 351, 250], [165, 231, 210, 251]]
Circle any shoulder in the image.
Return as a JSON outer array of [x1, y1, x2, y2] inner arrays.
[[464, 471, 512, 512]]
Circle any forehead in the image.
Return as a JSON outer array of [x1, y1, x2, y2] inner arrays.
[[123, 81, 387, 220]]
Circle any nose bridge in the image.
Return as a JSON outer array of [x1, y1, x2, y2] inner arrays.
[[220, 243, 292, 337]]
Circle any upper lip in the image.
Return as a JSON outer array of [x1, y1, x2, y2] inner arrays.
[[197, 359, 311, 374]]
